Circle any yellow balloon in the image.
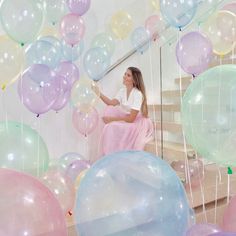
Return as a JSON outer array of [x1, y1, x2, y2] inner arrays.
[[0, 36, 24, 89], [75, 169, 87, 190], [151, 0, 160, 11], [202, 10, 236, 56], [110, 11, 133, 39]]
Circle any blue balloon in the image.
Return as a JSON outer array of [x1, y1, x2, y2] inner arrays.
[[40, 36, 62, 56], [160, 0, 198, 29], [62, 39, 84, 61], [75, 151, 190, 236], [131, 27, 150, 54]]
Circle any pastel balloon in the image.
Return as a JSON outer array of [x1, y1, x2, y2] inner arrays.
[[131, 27, 150, 54], [160, 0, 198, 29], [60, 13, 85, 46], [72, 107, 99, 136], [185, 223, 221, 236], [40, 36, 63, 55], [222, 2, 236, 15], [39, 25, 60, 38], [145, 15, 161, 41], [0, 121, 49, 176], [110, 10, 133, 39], [67, 0, 91, 16], [0, 36, 24, 89], [151, 0, 160, 11], [0, 168, 67, 236], [62, 39, 84, 61], [0, 0, 44, 45], [176, 31, 213, 76]]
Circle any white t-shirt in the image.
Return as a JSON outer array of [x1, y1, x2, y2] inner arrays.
[[115, 87, 143, 113]]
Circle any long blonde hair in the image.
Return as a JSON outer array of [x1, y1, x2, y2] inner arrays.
[[128, 67, 148, 117]]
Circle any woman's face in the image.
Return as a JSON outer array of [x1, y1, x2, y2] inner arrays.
[[123, 69, 134, 87]]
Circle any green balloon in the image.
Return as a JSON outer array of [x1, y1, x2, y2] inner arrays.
[[181, 65, 236, 167], [0, 121, 49, 176]]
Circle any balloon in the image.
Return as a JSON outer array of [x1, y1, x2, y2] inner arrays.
[[181, 65, 236, 166], [72, 107, 99, 136], [160, 0, 198, 29], [18, 64, 60, 115], [222, 195, 236, 232], [185, 223, 221, 236], [91, 32, 115, 56], [75, 151, 190, 236], [67, 0, 91, 16], [0, 168, 67, 236], [176, 31, 213, 76], [39, 25, 60, 38], [202, 11, 236, 56], [60, 13, 85, 46], [25, 40, 61, 68], [41, 170, 76, 215], [40, 36, 63, 55], [83, 47, 110, 81], [75, 169, 87, 189], [62, 39, 84, 61], [70, 78, 99, 111], [0, 121, 49, 176], [55, 61, 80, 87], [222, 2, 236, 15], [110, 10, 133, 39], [151, 0, 160, 11], [0, 36, 24, 89], [130, 27, 150, 54], [0, 0, 44, 45], [188, 208, 196, 227]]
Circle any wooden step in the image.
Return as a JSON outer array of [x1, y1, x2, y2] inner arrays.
[[175, 76, 192, 86], [162, 89, 186, 98], [154, 121, 182, 133], [148, 104, 181, 112]]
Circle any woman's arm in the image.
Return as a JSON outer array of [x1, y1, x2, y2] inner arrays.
[[100, 93, 120, 106]]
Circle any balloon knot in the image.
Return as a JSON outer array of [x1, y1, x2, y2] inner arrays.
[[36, 114, 40, 118], [68, 211, 72, 216], [20, 43, 24, 47], [228, 167, 233, 175]]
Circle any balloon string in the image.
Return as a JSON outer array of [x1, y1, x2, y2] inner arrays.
[[214, 174, 218, 224], [227, 172, 231, 204]]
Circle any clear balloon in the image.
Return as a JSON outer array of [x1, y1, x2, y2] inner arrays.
[[0, 36, 24, 89], [0, 0, 44, 45], [151, 0, 160, 11], [0, 168, 67, 236], [41, 170, 76, 215], [84, 47, 110, 81], [40, 36, 63, 56], [145, 15, 160, 41], [110, 10, 133, 39], [39, 25, 60, 38], [62, 39, 84, 61], [75, 151, 190, 236], [176, 31, 213, 76], [60, 13, 85, 46], [181, 65, 236, 166], [0, 121, 49, 176], [72, 107, 99, 136], [18, 64, 60, 115], [222, 2, 236, 15], [67, 0, 91, 16], [75, 169, 87, 190], [185, 223, 221, 236], [160, 0, 198, 29]]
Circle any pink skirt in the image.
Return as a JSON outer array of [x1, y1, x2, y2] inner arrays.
[[100, 106, 154, 156]]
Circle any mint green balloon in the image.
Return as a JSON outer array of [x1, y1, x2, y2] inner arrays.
[[0, 0, 44, 45], [181, 65, 236, 167], [0, 121, 49, 176]]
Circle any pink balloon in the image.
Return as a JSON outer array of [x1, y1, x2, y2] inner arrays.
[[222, 3, 236, 15], [67, 0, 91, 16], [60, 13, 85, 46], [145, 15, 160, 40], [186, 223, 221, 236], [0, 168, 67, 236], [222, 195, 236, 232], [176, 31, 213, 76], [72, 107, 99, 136]]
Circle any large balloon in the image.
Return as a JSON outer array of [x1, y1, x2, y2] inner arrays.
[[185, 223, 221, 236], [222, 2, 236, 15], [160, 0, 198, 29], [0, 0, 44, 45], [0, 36, 24, 89], [181, 65, 236, 166], [75, 151, 190, 236], [0, 168, 67, 236], [0, 121, 49, 176], [62, 39, 84, 61], [67, 0, 91, 16], [176, 31, 213, 76], [40, 35, 63, 56]]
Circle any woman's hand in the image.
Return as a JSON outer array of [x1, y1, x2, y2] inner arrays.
[[102, 116, 114, 124]]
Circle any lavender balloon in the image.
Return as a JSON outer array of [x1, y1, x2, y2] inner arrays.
[[186, 223, 221, 236], [176, 31, 213, 77], [67, 0, 91, 16]]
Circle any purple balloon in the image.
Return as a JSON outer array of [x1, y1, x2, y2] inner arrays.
[[67, 0, 91, 16], [186, 223, 221, 236], [18, 64, 60, 115], [176, 31, 213, 76], [209, 233, 236, 236]]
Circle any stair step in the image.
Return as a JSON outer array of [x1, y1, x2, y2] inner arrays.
[[148, 104, 181, 112], [162, 89, 186, 98], [154, 121, 182, 133], [175, 76, 192, 86]]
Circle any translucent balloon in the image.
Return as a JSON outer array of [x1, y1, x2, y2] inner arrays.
[[41, 170, 76, 215], [181, 65, 236, 166], [67, 0, 91, 16], [0, 168, 67, 236], [84, 47, 110, 81], [91, 32, 115, 57], [62, 39, 84, 61], [202, 11, 236, 56], [0, 0, 44, 45], [72, 107, 99, 136], [60, 13, 85, 46], [40, 36, 63, 56], [0, 36, 24, 89], [18, 64, 60, 115], [186, 223, 221, 236], [130, 27, 150, 54], [176, 31, 213, 76], [222, 2, 236, 15], [0, 121, 49, 176], [160, 0, 198, 29], [145, 15, 161, 41], [39, 25, 60, 38], [75, 169, 87, 189], [75, 151, 190, 236], [151, 0, 160, 11], [110, 10, 133, 39], [70, 78, 99, 111]]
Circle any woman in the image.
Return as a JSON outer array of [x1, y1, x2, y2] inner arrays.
[[96, 67, 153, 156]]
